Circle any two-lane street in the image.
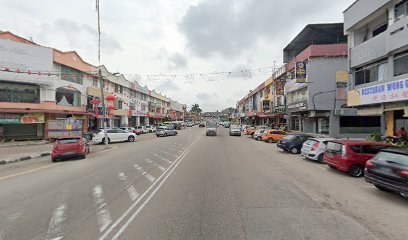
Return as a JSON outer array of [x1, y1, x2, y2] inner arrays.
[[0, 127, 407, 240]]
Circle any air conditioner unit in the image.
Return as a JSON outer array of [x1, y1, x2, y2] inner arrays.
[[334, 109, 344, 116]]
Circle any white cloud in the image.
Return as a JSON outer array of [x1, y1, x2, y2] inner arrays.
[[0, 0, 355, 111]]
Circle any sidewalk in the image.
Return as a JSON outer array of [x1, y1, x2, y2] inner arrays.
[[0, 144, 53, 165]]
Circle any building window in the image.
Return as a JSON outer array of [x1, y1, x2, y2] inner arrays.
[[92, 77, 98, 87], [372, 23, 387, 37], [114, 84, 119, 93], [395, 0, 408, 20], [141, 104, 146, 112], [394, 51, 408, 76], [61, 65, 83, 84], [355, 60, 388, 86], [119, 85, 123, 94], [116, 100, 123, 109], [0, 81, 40, 103], [340, 116, 381, 134], [56, 87, 81, 107]]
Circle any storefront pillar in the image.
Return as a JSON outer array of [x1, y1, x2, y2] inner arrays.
[[386, 111, 394, 137], [136, 116, 141, 126]]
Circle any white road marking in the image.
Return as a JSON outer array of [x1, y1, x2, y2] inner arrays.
[[133, 164, 143, 171], [145, 158, 153, 164], [153, 153, 172, 164], [317, 166, 328, 171], [133, 165, 156, 183], [92, 185, 112, 232], [98, 136, 201, 240], [110, 138, 199, 240], [118, 173, 140, 201], [156, 164, 166, 172], [45, 190, 68, 240], [362, 185, 375, 188], [157, 149, 178, 158]]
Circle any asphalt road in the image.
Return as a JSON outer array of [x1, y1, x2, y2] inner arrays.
[[0, 127, 407, 240]]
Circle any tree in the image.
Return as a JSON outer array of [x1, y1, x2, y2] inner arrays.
[[190, 103, 202, 115]]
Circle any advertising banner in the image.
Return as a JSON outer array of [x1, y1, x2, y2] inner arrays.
[[275, 79, 285, 95], [262, 100, 270, 111], [295, 61, 307, 83], [336, 71, 348, 100], [0, 113, 45, 124]]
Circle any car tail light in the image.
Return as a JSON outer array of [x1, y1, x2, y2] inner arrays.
[[400, 170, 408, 177], [366, 161, 375, 168], [311, 143, 320, 151]]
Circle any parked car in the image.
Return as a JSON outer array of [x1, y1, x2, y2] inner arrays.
[[244, 127, 255, 135], [199, 122, 206, 128], [120, 127, 141, 135], [301, 138, 334, 163], [186, 122, 194, 127], [224, 122, 231, 128], [93, 128, 136, 144], [365, 148, 408, 198], [253, 129, 268, 141], [206, 123, 217, 136], [51, 136, 90, 162], [324, 140, 390, 177], [145, 125, 156, 133], [277, 134, 313, 154], [135, 126, 148, 134], [241, 125, 251, 131], [246, 126, 268, 137], [229, 125, 241, 136], [262, 130, 287, 143], [155, 126, 177, 137]]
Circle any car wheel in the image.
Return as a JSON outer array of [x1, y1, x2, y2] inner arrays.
[[51, 157, 58, 162], [290, 147, 299, 154], [374, 185, 391, 192], [206, 133, 208, 136], [349, 165, 364, 177], [328, 165, 336, 169], [128, 136, 135, 142], [267, 138, 273, 143], [175, 132, 178, 135], [317, 154, 325, 164], [164, 133, 167, 137], [257, 136, 262, 141], [80, 154, 86, 159], [101, 137, 110, 144]]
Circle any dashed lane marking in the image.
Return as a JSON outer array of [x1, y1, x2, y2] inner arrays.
[[153, 153, 172, 164], [118, 173, 140, 201], [133, 164, 156, 183], [92, 185, 112, 232], [45, 190, 68, 240]]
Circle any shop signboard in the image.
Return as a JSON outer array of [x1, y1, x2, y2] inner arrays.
[[275, 79, 285, 95], [356, 78, 408, 105], [295, 61, 307, 83], [287, 100, 308, 113], [0, 113, 45, 124], [336, 70, 348, 100], [262, 100, 270, 111]]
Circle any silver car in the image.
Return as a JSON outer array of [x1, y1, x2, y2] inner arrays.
[[253, 129, 268, 141], [155, 126, 177, 137], [206, 123, 217, 136], [229, 125, 241, 136], [301, 138, 334, 163]]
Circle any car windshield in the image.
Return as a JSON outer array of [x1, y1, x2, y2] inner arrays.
[[372, 151, 408, 165], [327, 142, 344, 152], [283, 135, 296, 141], [58, 138, 80, 144]]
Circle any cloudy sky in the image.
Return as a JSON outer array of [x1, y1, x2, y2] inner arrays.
[[0, 0, 355, 111]]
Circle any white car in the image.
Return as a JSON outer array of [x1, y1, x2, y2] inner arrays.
[[93, 128, 136, 144], [135, 126, 148, 134], [145, 125, 156, 133]]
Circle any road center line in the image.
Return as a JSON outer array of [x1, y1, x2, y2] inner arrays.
[[111, 138, 199, 240], [98, 136, 201, 240]]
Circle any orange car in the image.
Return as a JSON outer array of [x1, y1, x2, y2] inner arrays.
[[262, 130, 287, 143], [245, 127, 256, 136]]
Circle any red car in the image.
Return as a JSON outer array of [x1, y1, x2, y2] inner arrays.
[[324, 140, 390, 177], [51, 136, 90, 162]]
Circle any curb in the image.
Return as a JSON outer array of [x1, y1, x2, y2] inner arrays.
[[0, 152, 51, 165]]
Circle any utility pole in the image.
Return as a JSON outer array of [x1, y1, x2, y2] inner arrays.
[[96, 0, 108, 148]]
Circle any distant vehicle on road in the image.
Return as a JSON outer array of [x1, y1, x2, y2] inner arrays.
[[365, 148, 408, 198], [186, 122, 194, 127], [93, 128, 136, 144], [324, 140, 390, 177], [156, 126, 178, 137], [145, 125, 156, 133], [135, 126, 148, 134], [199, 122, 205, 128], [262, 130, 287, 143], [224, 122, 231, 128], [229, 125, 241, 136], [301, 138, 334, 163], [51, 136, 90, 162], [277, 134, 313, 154], [206, 123, 217, 136]]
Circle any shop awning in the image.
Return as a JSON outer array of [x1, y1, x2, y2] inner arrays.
[[0, 108, 92, 115]]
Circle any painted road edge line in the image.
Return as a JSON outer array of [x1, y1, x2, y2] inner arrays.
[[98, 135, 200, 240]]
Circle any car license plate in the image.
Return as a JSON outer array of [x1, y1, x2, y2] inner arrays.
[[63, 152, 75, 155]]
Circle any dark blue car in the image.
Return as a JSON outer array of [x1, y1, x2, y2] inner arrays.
[[277, 134, 313, 154]]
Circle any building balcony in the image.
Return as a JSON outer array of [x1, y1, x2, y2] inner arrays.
[[350, 32, 387, 68]]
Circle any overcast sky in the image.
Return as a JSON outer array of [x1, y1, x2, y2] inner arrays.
[[0, 0, 355, 111]]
